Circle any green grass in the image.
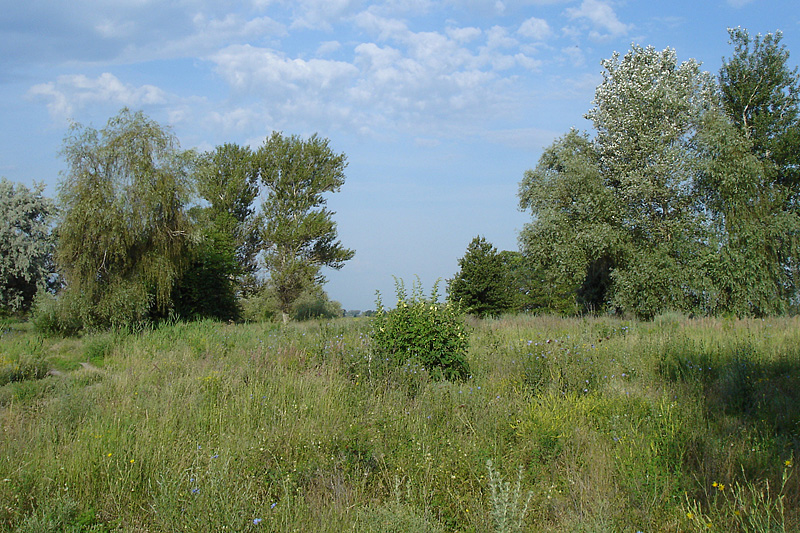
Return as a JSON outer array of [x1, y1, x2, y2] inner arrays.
[[0, 315, 797, 531]]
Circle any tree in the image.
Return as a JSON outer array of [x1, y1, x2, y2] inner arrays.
[[194, 143, 261, 294], [518, 130, 626, 314], [587, 46, 716, 318], [254, 132, 354, 321], [0, 179, 55, 315], [172, 143, 260, 321], [448, 236, 513, 317], [702, 28, 800, 315], [519, 35, 800, 318], [720, 28, 800, 193], [55, 108, 193, 328]]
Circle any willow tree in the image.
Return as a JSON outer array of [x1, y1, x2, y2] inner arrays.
[[518, 130, 626, 314], [56, 109, 193, 328], [255, 132, 354, 321]]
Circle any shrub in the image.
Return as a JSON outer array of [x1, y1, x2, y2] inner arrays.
[[30, 292, 82, 336], [371, 278, 470, 381]]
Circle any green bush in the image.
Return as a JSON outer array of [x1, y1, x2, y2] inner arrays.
[[30, 292, 82, 336], [292, 291, 342, 321], [371, 278, 470, 381]]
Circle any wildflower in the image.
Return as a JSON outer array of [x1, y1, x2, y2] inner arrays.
[[130, 459, 135, 464], [270, 502, 277, 509], [253, 518, 262, 525], [687, 512, 694, 519], [106, 453, 112, 457], [191, 488, 200, 494], [785, 459, 793, 468]]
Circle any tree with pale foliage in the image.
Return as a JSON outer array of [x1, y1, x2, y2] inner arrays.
[[254, 132, 354, 321], [519, 34, 800, 319], [0, 178, 55, 315], [54, 108, 194, 328]]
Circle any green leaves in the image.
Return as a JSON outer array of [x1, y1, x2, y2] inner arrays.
[[519, 35, 800, 319], [255, 132, 355, 317], [0, 179, 55, 314], [372, 279, 470, 382], [448, 236, 514, 317], [55, 108, 193, 328]]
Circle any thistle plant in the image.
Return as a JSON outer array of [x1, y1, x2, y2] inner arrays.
[[486, 459, 533, 533]]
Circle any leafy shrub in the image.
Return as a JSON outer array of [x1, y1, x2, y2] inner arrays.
[[30, 292, 82, 336], [371, 278, 470, 381], [292, 291, 342, 321]]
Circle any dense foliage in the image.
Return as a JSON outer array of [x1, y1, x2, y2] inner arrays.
[[372, 279, 470, 381], [519, 31, 800, 318], [23, 111, 353, 331], [448, 236, 514, 317], [0, 179, 55, 315], [255, 132, 355, 322], [54, 109, 193, 329]]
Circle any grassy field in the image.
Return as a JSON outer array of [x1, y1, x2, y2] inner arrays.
[[0, 314, 797, 532]]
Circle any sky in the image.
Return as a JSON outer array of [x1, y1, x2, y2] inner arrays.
[[1, 0, 799, 311]]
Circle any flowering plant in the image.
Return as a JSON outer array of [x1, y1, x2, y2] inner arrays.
[[371, 278, 470, 381]]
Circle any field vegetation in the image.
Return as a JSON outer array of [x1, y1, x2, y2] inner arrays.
[[0, 312, 797, 532]]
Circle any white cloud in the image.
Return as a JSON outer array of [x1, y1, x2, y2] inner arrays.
[[446, 26, 482, 44], [515, 53, 543, 71], [317, 40, 342, 55], [565, 0, 631, 40], [518, 17, 552, 41], [485, 25, 518, 49], [289, 0, 360, 31], [27, 73, 167, 121], [210, 44, 359, 94]]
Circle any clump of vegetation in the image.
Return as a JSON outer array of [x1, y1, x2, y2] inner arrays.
[[371, 278, 470, 381], [486, 460, 532, 533]]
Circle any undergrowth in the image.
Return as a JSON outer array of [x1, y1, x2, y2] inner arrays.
[[0, 314, 797, 531]]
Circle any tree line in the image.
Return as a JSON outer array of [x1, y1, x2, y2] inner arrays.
[[449, 29, 800, 319], [1, 111, 353, 331], [4, 28, 799, 325]]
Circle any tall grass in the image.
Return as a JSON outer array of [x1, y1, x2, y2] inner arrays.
[[0, 314, 797, 531]]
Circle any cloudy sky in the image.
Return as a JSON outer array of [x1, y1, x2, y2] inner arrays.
[[1, 0, 798, 311]]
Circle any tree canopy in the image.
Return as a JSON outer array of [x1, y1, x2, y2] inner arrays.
[[254, 132, 355, 321], [519, 32, 800, 319], [0, 179, 55, 315], [55, 108, 194, 328], [448, 236, 514, 317]]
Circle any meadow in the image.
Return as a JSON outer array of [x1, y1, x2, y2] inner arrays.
[[0, 313, 797, 532]]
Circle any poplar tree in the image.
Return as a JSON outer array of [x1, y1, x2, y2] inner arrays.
[[255, 132, 354, 321]]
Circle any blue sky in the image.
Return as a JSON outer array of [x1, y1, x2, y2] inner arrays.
[[1, 0, 799, 311]]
